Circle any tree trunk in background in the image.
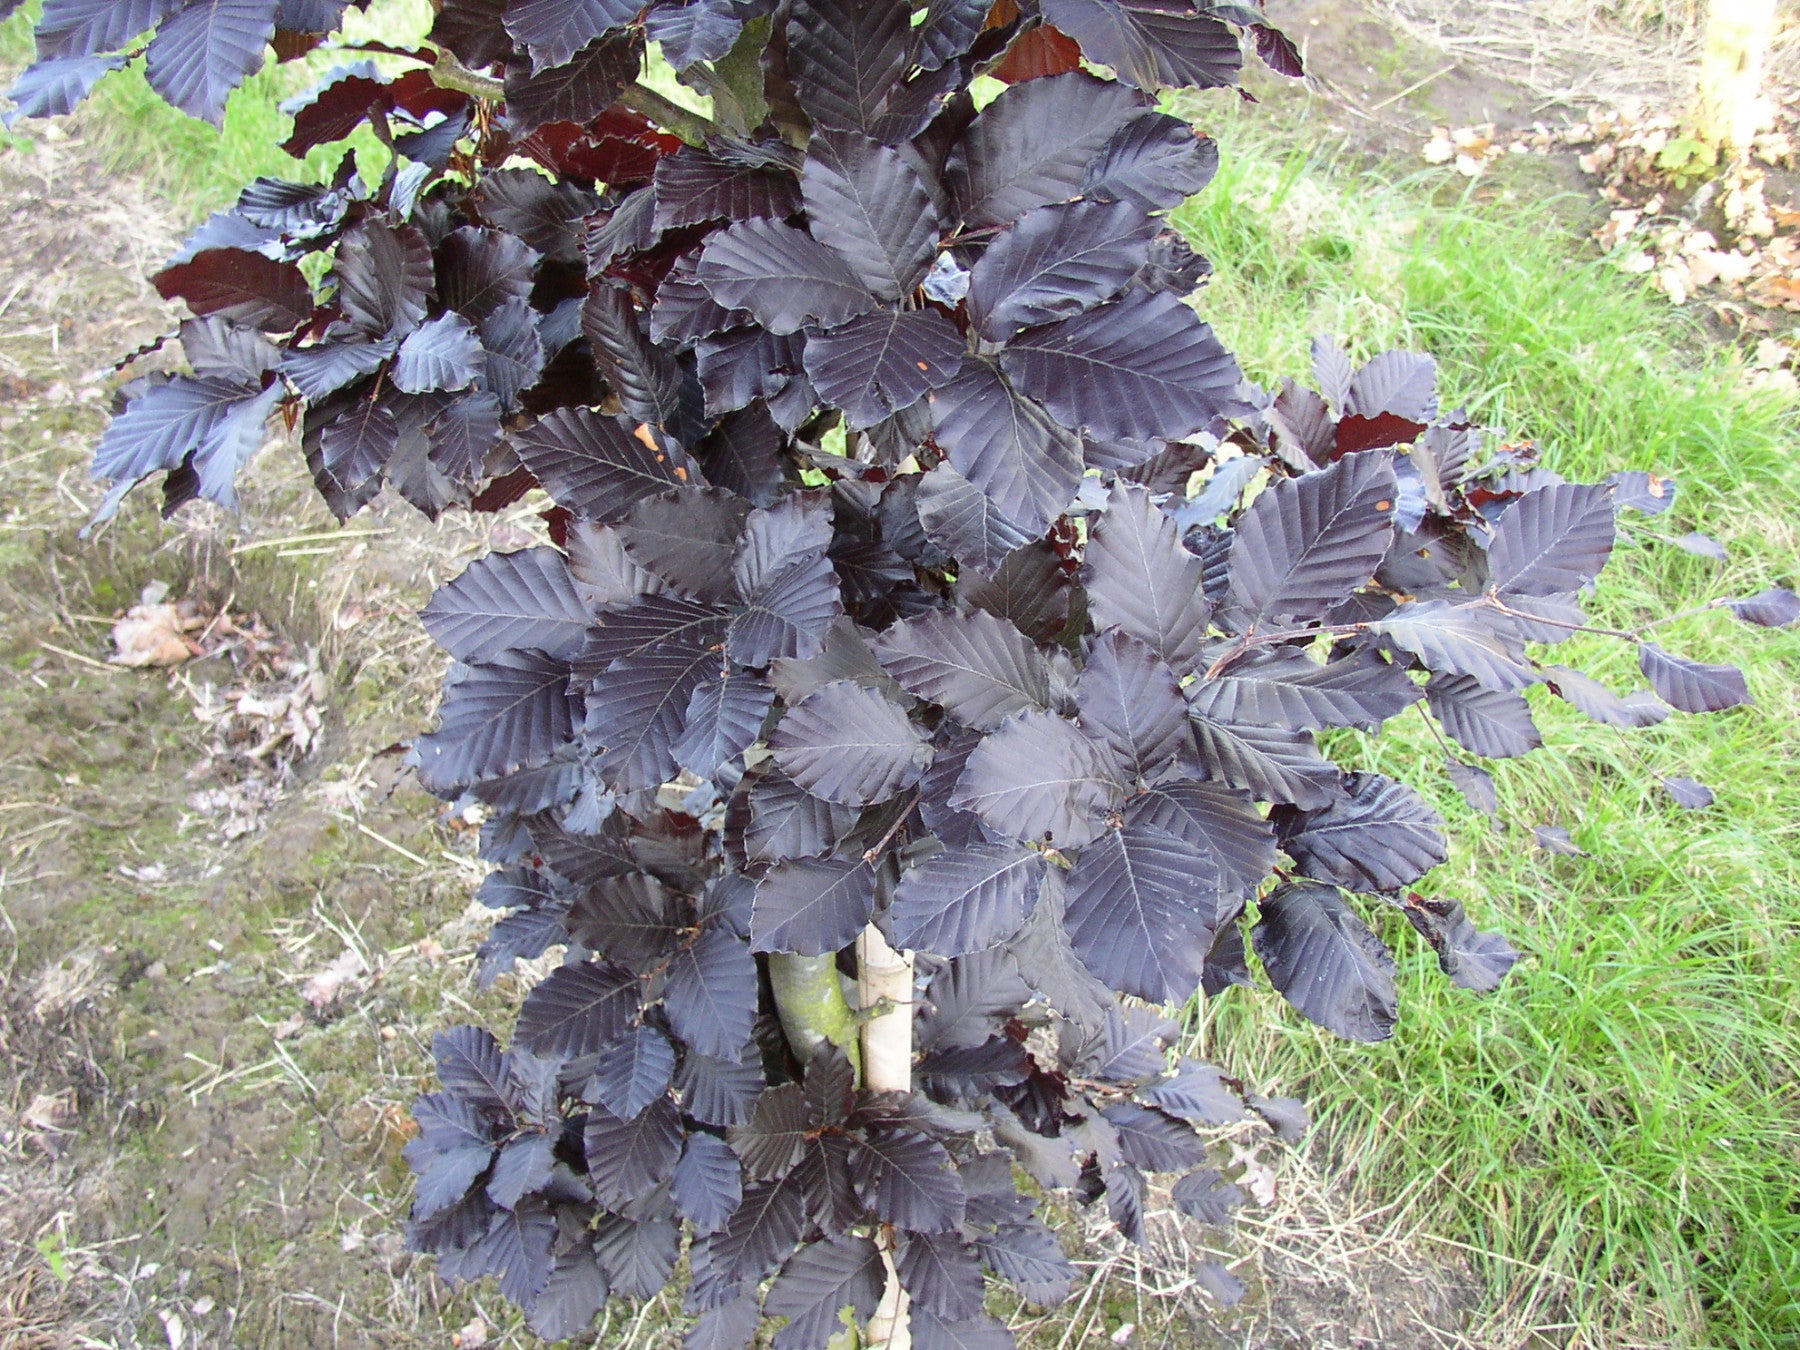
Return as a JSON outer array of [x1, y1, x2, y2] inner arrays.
[[1690, 0, 1778, 154]]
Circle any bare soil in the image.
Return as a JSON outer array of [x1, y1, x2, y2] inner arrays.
[[0, 7, 1657, 1342]]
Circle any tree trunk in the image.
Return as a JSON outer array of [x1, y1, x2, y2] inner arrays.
[[765, 952, 860, 1072], [856, 925, 914, 1350], [1690, 0, 1778, 155]]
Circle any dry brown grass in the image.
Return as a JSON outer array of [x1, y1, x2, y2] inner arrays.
[[1371, 0, 1800, 109]]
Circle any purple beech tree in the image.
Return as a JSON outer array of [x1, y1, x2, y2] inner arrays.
[[6, 0, 1788, 1344]]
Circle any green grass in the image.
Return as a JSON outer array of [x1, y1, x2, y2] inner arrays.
[[1177, 107, 1800, 1348], [1, 0, 433, 217]]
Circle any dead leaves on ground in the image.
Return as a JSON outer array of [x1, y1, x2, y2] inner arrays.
[[1423, 97, 1800, 386]]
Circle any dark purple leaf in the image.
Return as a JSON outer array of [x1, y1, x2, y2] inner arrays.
[[717, 1175, 808, 1284], [1124, 778, 1275, 900], [1080, 111, 1219, 211], [1425, 672, 1541, 759], [3, 54, 126, 123], [143, 0, 276, 125], [663, 924, 758, 1059], [588, 1025, 676, 1119], [803, 308, 965, 430], [414, 649, 578, 793], [1169, 1167, 1244, 1225], [1639, 643, 1752, 713], [771, 679, 933, 808], [1444, 757, 1498, 816], [929, 359, 1083, 538], [646, 0, 742, 66], [1189, 646, 1422, 733], [280, 337, 393, 401], [750, 857, 879, 956], [679, 1053, 767, 1127], [1104, 1162, 1145, 1243], [421, 547, 592, 662], [1543, 664, 1669, 728], [1002, 289, 1244, 442], [438, 225, 541, 322], [916, 948, 1034, 1051], [479, 170, 599, 263], [592, 1209, 681, 1299], [973, 1221, 1073, 1305], [1225, 450, 1398, 627], [513, 959, 640, 1058], [1727, 587, 1800, 628], [1400, 893, 1519, 992], [739, 769, 861, 865], [1004, 869, 1114, 1036], [1043, 0, 1242, 90], [898, 1230, 985, 1320], [333, 219, 434, 340], [1082, 480, 1212, 667], [34, 0, 181, 59], [1185, 711, 1338, 809], [470, 302, 543, 414], [90, 375, 282, 521], [434, 1025, 511, 1115], [528, 1244, 609, 1341], [891, 842, 1046, 956], [1251, 880, 1397, 1042], [1370, 601, 1535, 692], [567, 873, 688, 968], [852, 1129, 966, 1232], [1487, 483, 1616, 597], [1102, 1102, 1207, 1172], [730, 551, 843, 666], [800, 130, 940, 301], [672, 1132, 744, 1235], [947, 71, 1143, 228], [153, 248, 311, 331], [405, 1092, 497, 1217], [912, 463, 1034, 576], [582, 282, 703, 444], [477, 905, 570, 988], [698, 219, 876, 335], [504, 32, 640, 136], [1275, 771, 1446, 892], [654, 142, 803, 232], [486, 1131, 556, 1209], [503, 0, 639, 70], [949, 708, 1123, 849], [1661, 775, 1715, 809], [1065, 820, 1221, 1004], [1141, 1060, 1247, 1125], [968, 199, 1157, 340], [583, 1096, 683, 1209], [874, 609, 1051, 733], [1075, 630, 1190, 782], [513, 407, 686, 522], [785, 0, 913, 137]]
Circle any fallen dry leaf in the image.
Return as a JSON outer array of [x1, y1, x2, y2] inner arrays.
[[301, 948, 368, 1009], [111, 602, 200, 667]]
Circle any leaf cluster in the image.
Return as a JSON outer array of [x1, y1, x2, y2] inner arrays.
[[13, 1, 1787, 1345]]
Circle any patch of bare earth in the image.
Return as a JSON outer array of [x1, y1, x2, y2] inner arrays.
[[1, 122, 1477, 1350]]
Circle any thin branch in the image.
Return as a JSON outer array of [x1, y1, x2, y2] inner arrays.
[[618, 82, 719, 145], [862, 792, 921, 865], [425, 50, 505, 101]]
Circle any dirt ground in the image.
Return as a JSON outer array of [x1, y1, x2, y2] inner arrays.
[[0, 4, 1732, 1346]]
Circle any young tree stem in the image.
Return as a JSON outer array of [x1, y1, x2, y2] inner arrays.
[[766, 952, 860, 1072]]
